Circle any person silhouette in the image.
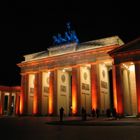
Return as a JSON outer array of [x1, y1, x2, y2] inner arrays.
[[112, 107, 117, 119], [59, 107, 64, 122], [81, 107, 86, 121], [96, 108, 100, 118], [92, 108, 96, 117]]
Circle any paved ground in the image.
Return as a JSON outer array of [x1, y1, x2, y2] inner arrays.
[[1, 116, 140, 140], [46, 116, 140, 126]]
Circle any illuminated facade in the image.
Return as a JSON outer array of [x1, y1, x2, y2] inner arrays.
[[109, 37, 140, 116], [17, 36, 140, 117], [0, 86, 21, 115]]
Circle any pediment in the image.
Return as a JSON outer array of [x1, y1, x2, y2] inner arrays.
[[109, 37, 140, 56]]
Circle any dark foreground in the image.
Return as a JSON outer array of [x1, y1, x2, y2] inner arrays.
[[0, 116, 140, 140]]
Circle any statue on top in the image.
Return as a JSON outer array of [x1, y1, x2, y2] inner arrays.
[[52, 22, 79, 45]]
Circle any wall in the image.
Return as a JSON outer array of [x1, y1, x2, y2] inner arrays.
[[57, 70, 70, 115], [42, 72, 49, 115], [80, 66, 91, 114], [99, 63, 110, 114]]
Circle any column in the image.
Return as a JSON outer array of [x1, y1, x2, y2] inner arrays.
[[112, 65, 124, 115], [49, 70, 57, 115], [8, 93, 12, 115], [72, 66, 80, 115], [0, 92, 4, 115], [33, 72, 42, 115], [15, 92, 20, 115], [38, 72, 42, 115], [135, 62, 140, 115], [91, 64, 98, 110], [20, 74, 28, 115]]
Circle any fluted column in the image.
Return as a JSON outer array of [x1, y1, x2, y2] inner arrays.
[[91, 64, 98, 110], [112, 65, 124, 115], [38, 72, 42, 115], [0, 92, 4, 115], [72, 66, 80, 115], [49, 70, 57, 115], [135, 62, 140, 115], [15, 92, 20, 115], [33, 72, 42, 115], [8, 93, 12, 115], [20, 74, 28, 115]]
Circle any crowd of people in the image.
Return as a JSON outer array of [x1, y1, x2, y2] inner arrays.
[[82, 107, 118, 120], [59, 106, 118, 122]]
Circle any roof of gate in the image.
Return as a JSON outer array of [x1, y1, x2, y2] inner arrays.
[[109, 37, 140, 56], [23, 36, 124, 62]]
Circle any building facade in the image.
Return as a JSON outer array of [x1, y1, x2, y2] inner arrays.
[[17, 36, 140, 117], [0, 86, 21, 116], [109, 37, 140, 116]]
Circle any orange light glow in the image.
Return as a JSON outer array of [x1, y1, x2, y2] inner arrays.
[[72, 68, 78, 115], [33, 94, 37, 114], [49, 72, 53, 115], [135, 63, 140, 114], [91, 65, 97, 110], [112, 66, 118, 112], [15, 94, 19, 115], [113, 65, 124, 115], [0, 103, 2, 115], [19, 92, 24, 114], [33, 75, 38, 115]]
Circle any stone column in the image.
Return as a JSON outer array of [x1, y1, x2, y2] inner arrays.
[[33, 72, 42, 115], [91, 64, 98, 110], [112, 65, 124, 116], [135, 62, 140, 116], [38, 72, 42, 115], [72, 66, 80, 115], [20, 74, 28, 115], [15, 92, 20, 115], [0, 92, 4, 115], [49, 70, 57, 115], [8, 93, 12, 115]]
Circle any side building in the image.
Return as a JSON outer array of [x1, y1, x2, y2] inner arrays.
[[109, 37, 140, 117], [0, 86, 21, 116]]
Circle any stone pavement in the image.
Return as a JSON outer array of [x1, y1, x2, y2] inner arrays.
[[1, 115, 140, 126], [46, 116, 140, 126]]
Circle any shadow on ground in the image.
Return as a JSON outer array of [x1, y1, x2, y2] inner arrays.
[[46, 119, 140, 126]]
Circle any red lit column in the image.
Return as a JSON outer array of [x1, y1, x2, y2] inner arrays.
[[0, 92, 2, 115], [135, 62, 140, 115], [91, 64, 98, 110], [20, 74, 28, 115], [49, 70, 57, 115], [72, 67, 80, 115], [8, 93, 12, 115], [15, 92, 20, 115], [0, 92, 4, 115], [38, 72, 42, 115], [33, 72, 42, 115], [49, 71, 54, 115], [112, 65, 124, 115]]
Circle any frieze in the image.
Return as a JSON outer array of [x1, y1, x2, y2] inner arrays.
[[48, 43, 76, 56], [114, 55, 140, 64], [20, 51, 108, 73]]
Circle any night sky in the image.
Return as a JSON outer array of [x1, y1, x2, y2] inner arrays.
[[0, 1, 140, 86]]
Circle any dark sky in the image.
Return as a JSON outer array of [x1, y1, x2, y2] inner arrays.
[[0, 1, 140, 86]]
